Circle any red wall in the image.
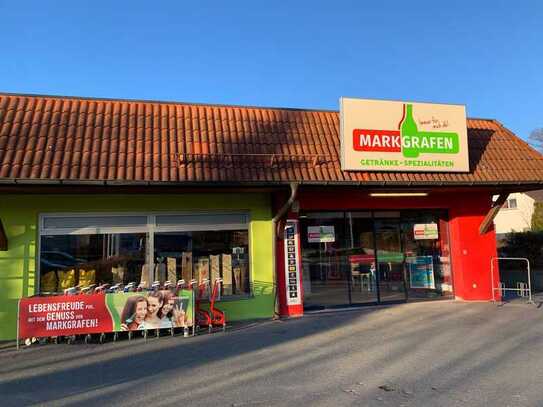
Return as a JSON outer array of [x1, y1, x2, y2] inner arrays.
[[448, 195, 500, 300], [278, 188, 499, 306]]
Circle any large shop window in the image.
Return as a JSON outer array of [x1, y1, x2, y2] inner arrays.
[[39, 213, 250, 297], [300, 210, 452, 309]]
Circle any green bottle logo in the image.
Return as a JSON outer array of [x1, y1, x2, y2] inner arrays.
[[400, 104, 459, 158], [401, 104, 419, 158]]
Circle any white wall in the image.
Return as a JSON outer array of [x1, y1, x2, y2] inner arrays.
[[493, 193, 535, 234]]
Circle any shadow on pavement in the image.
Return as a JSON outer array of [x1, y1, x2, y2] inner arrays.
[[1, 301, 542, 406]]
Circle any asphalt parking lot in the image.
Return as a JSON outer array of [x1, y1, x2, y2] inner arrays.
[[1, 300, 543, 406]]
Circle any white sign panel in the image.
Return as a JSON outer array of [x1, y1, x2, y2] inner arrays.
[[340, 98, 469, 172], [307, 226, 335, 243], [413, 223, 439, 240], [284, 220, 302, 306]]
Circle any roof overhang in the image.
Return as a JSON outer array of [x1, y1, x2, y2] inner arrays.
[[0, 178, 542, 194]]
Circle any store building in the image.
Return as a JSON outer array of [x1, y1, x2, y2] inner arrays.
[[1, 93, 542, 340]]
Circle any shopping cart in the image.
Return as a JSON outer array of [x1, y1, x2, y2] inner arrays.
[[194, 279, 212, 331]]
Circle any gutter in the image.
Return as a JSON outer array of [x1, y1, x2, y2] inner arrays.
[[1, 178, 543, 187], [271, 182, 299, 318]]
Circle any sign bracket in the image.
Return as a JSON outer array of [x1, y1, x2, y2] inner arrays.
[[479, 193, 509, 235]]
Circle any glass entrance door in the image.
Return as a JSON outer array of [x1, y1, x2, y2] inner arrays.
[[374, 216, 407, 302], [301, 213, 350, 309], [300, 209, 452, 309], [347, 212, 378, 304], [401, 211, 453, 300]]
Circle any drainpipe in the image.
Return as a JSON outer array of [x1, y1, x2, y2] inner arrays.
[[0, 218, 7, 251], [272, 182, 299, 318]]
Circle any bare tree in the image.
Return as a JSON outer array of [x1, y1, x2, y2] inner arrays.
[[529, 128, 543, 152]]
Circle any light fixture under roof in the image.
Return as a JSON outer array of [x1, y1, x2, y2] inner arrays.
[[370, 192, 428, 197]]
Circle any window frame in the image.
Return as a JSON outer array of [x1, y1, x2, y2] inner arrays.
[[37, 211, 252, 298], [506, 198, 518, 209]]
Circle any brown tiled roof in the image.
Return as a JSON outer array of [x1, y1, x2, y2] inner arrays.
[[1, 93, 542, 187]]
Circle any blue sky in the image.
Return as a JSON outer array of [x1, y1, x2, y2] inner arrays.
[[0, 1, 541, 141]]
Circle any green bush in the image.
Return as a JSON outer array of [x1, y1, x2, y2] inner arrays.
[[532, 202, 543, 232], [500, 231, 543, 267]]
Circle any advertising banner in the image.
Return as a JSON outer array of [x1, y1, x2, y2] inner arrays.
[[407, 256, 435, 289], [340, 98, 469, 172], [307, 225, 335, 243], [284, 220, 302, 306], [18, 290, 194, 339]]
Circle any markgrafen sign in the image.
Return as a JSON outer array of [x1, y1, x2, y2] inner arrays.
[[340, 98, 469, 172]]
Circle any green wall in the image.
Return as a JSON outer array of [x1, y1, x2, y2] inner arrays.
[[0, 193, 274, 341]]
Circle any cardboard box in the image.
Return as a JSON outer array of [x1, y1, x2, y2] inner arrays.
[[210, 255, 220, 285], [233, 266, 241, 295], [181, 252, 193, 282], [222, 254, 232, 295], [154, 262, 166, 282], [239, 263, 248, 293], [197, 257, 210, 284], [167, 257, 177, 283], [140, 264, 151, 288], [111, 266, 125, 283]]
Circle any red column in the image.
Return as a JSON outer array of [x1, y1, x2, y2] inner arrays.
[[449, 193, 500, 300]]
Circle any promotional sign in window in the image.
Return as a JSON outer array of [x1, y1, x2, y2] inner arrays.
[[284, 220, 302, 306], [413, 223, 439, 240], [340, 98, 469, 172], [18, 290, 194, 339], [307, 225, 336, 243], [407, 256, 435, 289]]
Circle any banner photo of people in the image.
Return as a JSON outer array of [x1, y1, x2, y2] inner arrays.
[[111, 290, 193, 331], [18, 289, 194, 339]]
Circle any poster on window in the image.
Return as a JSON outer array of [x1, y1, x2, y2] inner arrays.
[[407, 256, 435, 289], [18, 290, 194, 339], [413, 223, 438, 240], [307, 226, 335, 243]]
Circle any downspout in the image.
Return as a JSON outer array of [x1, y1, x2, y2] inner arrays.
[[0, 218, 7, 251], [272, 182, 299, 318]]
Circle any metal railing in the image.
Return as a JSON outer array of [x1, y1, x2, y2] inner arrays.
[[490, 257, 533, 304]]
